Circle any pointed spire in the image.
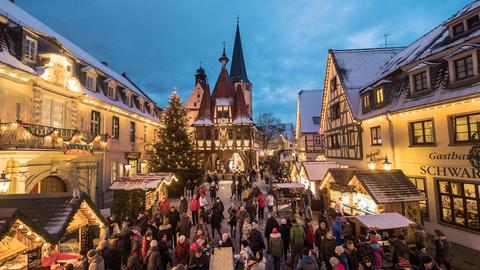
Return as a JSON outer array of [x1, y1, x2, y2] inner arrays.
[[218, 42, 229, 66], [233, 84, 252, 124], [195, 62, 207, 85], [230, 19, 250, 84], [194, 84, 213, 125]]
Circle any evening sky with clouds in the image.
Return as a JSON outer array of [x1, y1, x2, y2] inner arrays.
[[18, 0, 471, 123]]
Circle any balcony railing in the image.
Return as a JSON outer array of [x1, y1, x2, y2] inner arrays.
[[0, 122, 108, 151]]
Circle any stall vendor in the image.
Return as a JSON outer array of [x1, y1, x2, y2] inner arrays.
[[41, 244, 78, 269]]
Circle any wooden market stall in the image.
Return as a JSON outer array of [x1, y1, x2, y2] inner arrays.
[[0, 192, 107, 269], [299, 161, 339, 197], [109, 172, 177, 218], [272, 182, 305, 215], [349, 212, 416, 239], [290, 162, 302, 183], [321, 169, 425, 224]]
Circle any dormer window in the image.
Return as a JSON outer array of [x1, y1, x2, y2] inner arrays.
[[452, 22, 465, 36], [413, 71, 428, 91], [467, 15, 480, 29], [362, 94, 370, 109], [86, 76, 94, 90], [375, 87, 384, 104], [107, 85, 115, 98], [25, 36, 37, 62], [454, 56, 474, 80]]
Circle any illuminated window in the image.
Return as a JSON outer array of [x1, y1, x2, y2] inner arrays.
[[111, 161, 118, 183], [438, 180, 480, 231], [411, 120, 434, 145], [362, 94, 370, 109], [91, 111, 101, 134], [370, 126, 382, 146], [413, 71, 428, 91], [409, 177, 429, 220], [25, 36, 37, 61], [375, 88, 384, 104], [112, 116, 120, 140], [454, 56, 474, 80], [452, 113, 480, 142], [144, 125, 147, 141]]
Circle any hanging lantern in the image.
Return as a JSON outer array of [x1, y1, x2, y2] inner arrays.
[[368, 157, 376, 170], [383, 155, 392, 170]]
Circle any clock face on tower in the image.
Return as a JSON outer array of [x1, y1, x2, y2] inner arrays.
[[219, 118, 228, 125]]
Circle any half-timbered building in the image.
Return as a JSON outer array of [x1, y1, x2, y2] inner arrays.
[[188, 23, 258, 172]]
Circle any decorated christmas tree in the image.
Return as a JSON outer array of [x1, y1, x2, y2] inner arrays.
[[147, 90, 204, 195]]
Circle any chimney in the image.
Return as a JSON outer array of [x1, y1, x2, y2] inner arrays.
[[100, 61, 108, 66]]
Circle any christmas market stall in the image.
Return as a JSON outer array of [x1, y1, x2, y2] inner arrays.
[[298, 161, 339, 197], [272, 182, 305, 215], [109, 173, 177, 218], [290, 162, 302, 183], [321, 169, 425, 224], [0, 192, 107, 269]]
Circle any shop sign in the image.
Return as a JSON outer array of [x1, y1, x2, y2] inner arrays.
[[365, 150, 380, 159], [27, 247, 41, 270], [420, 151, 480, 179], [80, 225, 93, 252], [125, 152, 141, 160], [63, 143, 93, 155]]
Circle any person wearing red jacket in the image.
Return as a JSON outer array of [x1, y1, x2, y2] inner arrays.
[[256, 192, 266, 220], [190, 194, 200, 225], [158, 196, 170, 220], [175, 235, 190, 265], [141, 231, 153, 260]]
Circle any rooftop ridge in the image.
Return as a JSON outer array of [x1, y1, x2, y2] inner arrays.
[[329, 47, 406, 53]]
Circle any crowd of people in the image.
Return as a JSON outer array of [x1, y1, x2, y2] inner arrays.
[[64, 169, 453, 270]]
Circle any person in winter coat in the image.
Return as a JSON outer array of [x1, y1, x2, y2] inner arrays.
[[267, 228, 283, 270], [95, 240, 115, 270], [199, 195, 208, 209], [228, 204, 238, 238], [289, 219, 305, 268], [357, 256, 374, 270], [219, 233, 234, 249], [165, 207, 180, 242], [158, 235, 171, 270], [87, 249, 105, 270], [195, 218, 211, 242], [141, 232, 153, 260], [421, 256, 441, 270], [389, 234, 408, 265], [368, 238, 384, 270], [189, 195, 200, 225], [264, 213, 279, 242], [130, 228, 142, 258], [179, 195, 188, 215], [175, 235, 190, 266], [210, 207, 223, 239], [213, 197, 225, 219], [158, 197, 171, 218], [314, 221, 328, 251], [332, 216, 344, 245], [237, 207, 249, 241], [266, 193, 275, 213], [279, 219, 290, 261], [296, 250, 320, 270], [249, 222, 266, 255], [209, 183, 218, 203], [117, 229, 131, 266], [143, 240, 163, 270], [305, 223, 315, 250], [242, 218, 253, 242], [344, 240, 358, 270], [177, 214, 192, 240], [414, 224, 428, 250], [329, 257, 345, 270], [245, 255, 263, 270], [231, 181, 237, 200], [189, 247, 209, 270], [158, 218, 172, 244], [256, 192, 266, 220], [235, 240, 253, 270], [322, 231, 337, 270], [433, 229, 451, 270], [335, 245, 349, 270]]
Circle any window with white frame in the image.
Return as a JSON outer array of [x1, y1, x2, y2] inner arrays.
[[25, 36, 37, 62], [107, 85, 115, 98], [91, 111, 101, 134], [413, 71, 428, 92], [112, 116, 120, 140], [370, 126, 382, 145], [41, 98, 64, 128], [454, 56, 474, 81], [86, 76, 94, 90]]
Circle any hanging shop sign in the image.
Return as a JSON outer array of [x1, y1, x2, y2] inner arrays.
[[125, 152, 141, 160]]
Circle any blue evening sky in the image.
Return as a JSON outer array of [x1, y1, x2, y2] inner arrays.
[[18, 0, 471, 123]]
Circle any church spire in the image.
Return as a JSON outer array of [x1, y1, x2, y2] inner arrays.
[[230, 19, 250, 84], [218, 42, 229, 67]]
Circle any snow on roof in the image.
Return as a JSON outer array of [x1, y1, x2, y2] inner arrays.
[[407, 61, 439, 73], [302, 161, 339, 181], [0, 0, 156, 105], [351, 212, 415, 230], [274, 183, 305, 189], [109, 173, 176, 191], [331, 48, 403, 117], [445, 44, 480, 59], [0, 48, 35, 74], [215, 98, 233, 106], [193, 119, 213, 125], [298, 90, 322, 133], [449, 0, 480, 22], [233, 116, 253, 124]]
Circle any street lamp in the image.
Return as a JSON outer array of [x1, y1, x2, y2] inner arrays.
[[383, 155, 392, 170], [0, 171, 11, 193], [368, 157, 376, 170]]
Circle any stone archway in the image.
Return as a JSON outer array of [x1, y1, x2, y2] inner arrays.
[[31, 176, 67, 193]]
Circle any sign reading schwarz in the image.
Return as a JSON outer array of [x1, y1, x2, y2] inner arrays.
[[419, 151, 480, 179]]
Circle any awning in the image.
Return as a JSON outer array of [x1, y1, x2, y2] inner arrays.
[[109, 173, 176, 191], [274, 183, 305, 189], [351, 212, 415, 230]]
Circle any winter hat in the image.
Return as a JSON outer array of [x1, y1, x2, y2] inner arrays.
[[335, 245, 345, 255], [150, 240, 158, 247], [329, 257, 339, 265], [87, 249, 96, 259], [280, 219, 286, 225], [398, 257, 412, 268]]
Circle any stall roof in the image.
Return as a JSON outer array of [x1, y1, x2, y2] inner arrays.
[[0, 192, 106, 243], [324, 168, 357, 186], [351, 212, 415, 230], [109, 173, 176, 191], [302, 161, 339, 181], [351, 170, 425, 204], [274, 183, 305, 189]]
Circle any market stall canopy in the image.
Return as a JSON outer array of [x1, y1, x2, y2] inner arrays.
[[350, 170, 426, 204], [351, 212, 415, 230], [109, 172, 177, 191], [321, 168, 357, 190], [302, 161, 339, 181], [0, 192, 106, 244], [274, 183, 305, 189]]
